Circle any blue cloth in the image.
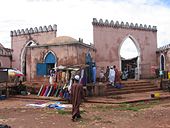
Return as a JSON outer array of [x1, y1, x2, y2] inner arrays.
[[92, 66, 96, 84], [115, 84, 123, 89], [48, 103, 64, 110], [85, 52, 92, 64]]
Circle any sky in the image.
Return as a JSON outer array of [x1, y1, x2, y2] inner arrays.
[[0, 0, 170, 58]]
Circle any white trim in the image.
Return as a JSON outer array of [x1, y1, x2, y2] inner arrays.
[[43, 50, 57, 64], [20, 40, 38, 73]]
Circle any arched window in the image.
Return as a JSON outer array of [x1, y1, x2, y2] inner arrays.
[[45, 52, 56, 75], [45, 52, 56, 64], [37, 51, 57, 76], [160, 54, 165, 71]]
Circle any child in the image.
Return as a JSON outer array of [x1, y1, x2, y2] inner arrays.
[[99, 70, 105, 82]]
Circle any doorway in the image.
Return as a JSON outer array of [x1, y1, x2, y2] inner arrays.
[[119, 36, 140, 79], [160, 54, 165, 71]]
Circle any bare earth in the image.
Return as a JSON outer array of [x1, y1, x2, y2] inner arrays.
[[1, 97, 170, 128]]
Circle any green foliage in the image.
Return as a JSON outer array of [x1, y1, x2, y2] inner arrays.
[[92, 100, 160, 112], [113, 100, 159, 111], [92, 105, 114, 112], [57, 110, 71, 115]]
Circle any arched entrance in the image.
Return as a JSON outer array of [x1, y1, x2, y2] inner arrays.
[[119, 36, 140, 79], [20, 40, 38, 75], [44, 51, 57, 75], [160, 54, 165, 71], [93, 18, 157, 79]]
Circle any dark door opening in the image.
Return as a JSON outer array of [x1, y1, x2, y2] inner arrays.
[[161, 55, 165, 71], [121, 57, 138, 79]]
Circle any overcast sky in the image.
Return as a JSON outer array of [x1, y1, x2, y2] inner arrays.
[[0, 0, 170, 58]]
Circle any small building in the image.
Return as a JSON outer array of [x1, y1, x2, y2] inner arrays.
[[156, 44, 170, 78], [10, 25, 95, 82], [26, 36, 95, 82], [0, 43, 12, 68]]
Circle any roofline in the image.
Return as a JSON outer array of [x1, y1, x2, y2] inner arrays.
[[27, 41, 96, 50], [156, 43, 170, 52], [92, 18, 157, 32]]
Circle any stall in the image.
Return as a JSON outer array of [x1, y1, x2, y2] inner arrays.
[[37, 64, 96, 99], [0, 68, 9, 99]]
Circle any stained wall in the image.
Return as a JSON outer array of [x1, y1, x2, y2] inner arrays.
[[93, 18, 157, 78], [26, 43, 95, 82]]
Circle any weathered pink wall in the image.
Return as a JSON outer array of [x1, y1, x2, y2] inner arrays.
[[93, 18, 157, 78], [26, 43, 95, 82], [156, 48, 170, 72], [0, 56, 11, 68], [11, 25, 57, 71]]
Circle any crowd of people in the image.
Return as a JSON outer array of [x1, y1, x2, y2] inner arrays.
[[99, 65, 121, 86]]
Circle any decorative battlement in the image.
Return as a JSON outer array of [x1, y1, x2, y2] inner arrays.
[[92, 18, 157, 32], [10, 24, 57, 37], [157, 44, 170, 52]]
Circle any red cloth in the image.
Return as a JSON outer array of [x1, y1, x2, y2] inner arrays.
[[114, 68, 121, 84]]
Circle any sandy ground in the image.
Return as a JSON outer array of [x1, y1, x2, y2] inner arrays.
[[1, 97, 170, 128]]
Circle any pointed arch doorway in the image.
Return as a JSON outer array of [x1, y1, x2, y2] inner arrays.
[[119, 35, 141, 79], [160, 54, 165, 71], [44, 51, 57, 75]]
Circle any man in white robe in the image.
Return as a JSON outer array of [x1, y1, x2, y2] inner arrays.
[[108, 66, 115, 85]]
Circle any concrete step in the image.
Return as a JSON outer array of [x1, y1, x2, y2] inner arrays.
[[121, 81, 154, 86], [105, 85, 158, 92], [104, 79, 159, 95], [105, 87, 160, 95]]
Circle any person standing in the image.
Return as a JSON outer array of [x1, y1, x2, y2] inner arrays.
[[49, 69, 54, 85], [70, 75, 85, 121], [105, 66, 110, 82], [135, 67, 139, 81], [99, 70, 105, 82], [108, 66, 115, 86], [114, 65, 121, 84]]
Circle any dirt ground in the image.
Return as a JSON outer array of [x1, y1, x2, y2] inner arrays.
[[1, 97, 170, 128]]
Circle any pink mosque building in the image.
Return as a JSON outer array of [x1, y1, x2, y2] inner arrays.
[[0, 18, 169, 82]]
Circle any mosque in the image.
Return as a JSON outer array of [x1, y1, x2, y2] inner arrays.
[[0, 18, 169, 82]]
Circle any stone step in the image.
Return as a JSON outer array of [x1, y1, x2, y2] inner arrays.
[[105, 85, 157, 92], [104, 79, 159, 96], [121, 81, 153, 86], [105, 87, 160, 95]]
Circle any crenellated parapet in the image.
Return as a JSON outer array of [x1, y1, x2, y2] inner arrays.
[[10, 24, 57, 37], [92, 18, 157, 32], [157, 44, 170, 52]]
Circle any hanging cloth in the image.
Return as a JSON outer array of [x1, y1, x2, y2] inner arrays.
[[92, 66, 96, 84], [80, 69, 84, 84]]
